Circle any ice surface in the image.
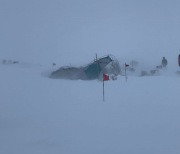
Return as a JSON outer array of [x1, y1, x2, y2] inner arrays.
[[0, 64, 180, 154]]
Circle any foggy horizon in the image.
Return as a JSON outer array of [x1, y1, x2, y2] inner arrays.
[[1, 0, 180, 66]]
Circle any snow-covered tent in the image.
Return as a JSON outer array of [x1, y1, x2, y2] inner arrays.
[[50, 55, 120, 80]]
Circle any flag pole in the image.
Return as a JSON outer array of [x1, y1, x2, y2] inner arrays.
[[102, 74, 109, 102], [103, 79, 105, 102], [125, 63, 127, 82]]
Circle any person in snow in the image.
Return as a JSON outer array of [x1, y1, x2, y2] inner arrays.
[[162, 57, 168, 68]]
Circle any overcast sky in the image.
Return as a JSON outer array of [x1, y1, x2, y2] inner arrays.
[[1, 0, 180, 66]]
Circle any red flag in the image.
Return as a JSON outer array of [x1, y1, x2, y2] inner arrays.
[[103, 74, 109, 81]]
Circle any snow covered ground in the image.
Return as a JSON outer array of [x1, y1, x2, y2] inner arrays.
[[0, 63, 180, 154], [2, 0, 180, 153]]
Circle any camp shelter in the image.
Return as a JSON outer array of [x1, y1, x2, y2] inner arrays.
[[83, 55, 113, 79], [50, 55, 120, 80]]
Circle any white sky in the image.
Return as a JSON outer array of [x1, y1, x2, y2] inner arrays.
[[1, 0, 180, 66]]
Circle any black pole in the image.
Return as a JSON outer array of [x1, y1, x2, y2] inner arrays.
[[103, 80, 105, 102], [125, 63, 127, 82]]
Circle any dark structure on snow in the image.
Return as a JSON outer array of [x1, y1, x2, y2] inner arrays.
[[50, 55, 120, 80]]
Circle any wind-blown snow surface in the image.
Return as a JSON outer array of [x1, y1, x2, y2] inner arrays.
[[1, 64, 180, 154]]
